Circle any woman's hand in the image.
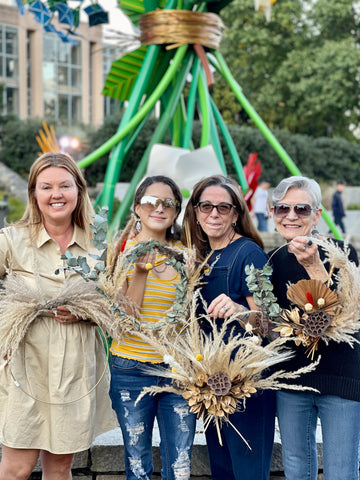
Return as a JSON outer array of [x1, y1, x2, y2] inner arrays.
[[288, 236, 321, 267], [133, 251, 156, 274], [288, 235, 328, 281], [207, 294, 245, 319], [50, 305, 79, 324]]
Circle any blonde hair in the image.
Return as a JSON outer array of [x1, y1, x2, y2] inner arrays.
[[16, 152, 94, 243]]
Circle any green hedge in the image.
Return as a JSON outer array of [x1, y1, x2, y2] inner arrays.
[[1, 115, 359, 187]]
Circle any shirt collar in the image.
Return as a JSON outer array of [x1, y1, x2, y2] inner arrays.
[[35, 224, 88, 251]]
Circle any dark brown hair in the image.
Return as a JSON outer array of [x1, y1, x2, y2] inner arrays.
[[182, 175, 264, 258], [134, 175, 182, 241]]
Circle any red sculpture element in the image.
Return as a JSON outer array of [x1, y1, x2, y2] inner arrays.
[[243, 153, 262, 210]]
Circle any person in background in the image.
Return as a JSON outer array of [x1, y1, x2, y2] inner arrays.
[[251, 179, 271, 232], [331, 180, 346, 234], [182, 174, 275, 480], [109, 176, 196, 480], [270, 175, 360, 480], [0, 152, 116, 480]]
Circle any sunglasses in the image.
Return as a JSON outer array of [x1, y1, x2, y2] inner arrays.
[[140, 195, 179, 210], [273, 203, 316, 218], [196, 201, 236, 215]]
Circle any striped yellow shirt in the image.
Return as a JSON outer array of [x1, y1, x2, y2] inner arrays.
[[111, 239, 182, 363]]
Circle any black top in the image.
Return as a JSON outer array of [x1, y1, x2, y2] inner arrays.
[[269, 240, 360, 401]]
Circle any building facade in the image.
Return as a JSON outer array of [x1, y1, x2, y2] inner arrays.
[[0, 0, 105, 126]]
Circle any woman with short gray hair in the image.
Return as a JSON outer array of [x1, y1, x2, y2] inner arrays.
[[269, 175, 360, 480]]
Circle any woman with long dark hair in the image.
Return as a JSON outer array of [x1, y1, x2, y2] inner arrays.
[[182, 174, 275, 480], [109, 175, 196, 480]]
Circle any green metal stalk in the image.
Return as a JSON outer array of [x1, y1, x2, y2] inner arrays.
[[197, 70, 210, 147], [183, 56, 200, 149], [198, 70, 226, 173], [210, 96, 248, 191]]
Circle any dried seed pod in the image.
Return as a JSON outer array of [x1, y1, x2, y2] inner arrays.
[[303, 310, 332, 338], [207, 372, 232, 396]]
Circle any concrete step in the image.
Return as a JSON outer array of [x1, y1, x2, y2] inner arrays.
[[2, 419, 327, 478]]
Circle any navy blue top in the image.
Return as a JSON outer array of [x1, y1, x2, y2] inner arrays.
[[200, 236, 269, 336], [331, 191, 345, 218]]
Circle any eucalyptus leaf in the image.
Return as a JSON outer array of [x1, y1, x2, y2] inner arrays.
[[67, 258, 79, 267], [94, 262, 105, 272]]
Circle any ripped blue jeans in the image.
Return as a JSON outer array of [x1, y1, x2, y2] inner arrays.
[[110, 354, 196, 480]]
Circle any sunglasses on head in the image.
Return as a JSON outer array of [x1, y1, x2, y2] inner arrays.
[[140, 195, 179, 210], [196, 201, 236, 215], [273, 203, 316, 218]]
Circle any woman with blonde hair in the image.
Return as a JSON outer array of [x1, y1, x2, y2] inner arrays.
[[0, 152, 116, 479]]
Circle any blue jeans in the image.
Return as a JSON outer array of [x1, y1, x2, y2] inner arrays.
[[205, 390, 276, 480], [277, 391, 360, 480], [255, 213, 268, 232], [109, 354, 196, 480]]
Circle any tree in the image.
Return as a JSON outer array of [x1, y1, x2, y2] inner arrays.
[[216, 0, 360, 138], [0, 118, 42, 175]]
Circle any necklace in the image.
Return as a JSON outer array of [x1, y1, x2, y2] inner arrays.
[[205, 231, 237, 276], [154, 262, 168, 273]]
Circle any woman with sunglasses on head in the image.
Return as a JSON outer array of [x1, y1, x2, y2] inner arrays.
[[109, 176, 196, 480], [269, 176, 360, 480], [182, 174, 275, 480]]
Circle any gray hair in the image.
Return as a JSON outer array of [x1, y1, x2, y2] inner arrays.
[[272, 176, 322, 208]]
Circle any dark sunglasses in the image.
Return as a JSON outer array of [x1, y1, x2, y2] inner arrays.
[[196, 201, 236, 215], [273, 203, 316, 218], [140, 195, 179, 210]]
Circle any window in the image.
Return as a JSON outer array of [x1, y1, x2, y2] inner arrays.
[[0, 24, 19, 115], [42, 33, 82, 125], [103, 44, 122, 116]]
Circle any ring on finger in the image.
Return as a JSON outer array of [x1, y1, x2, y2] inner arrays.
[[222, 305, 229, 312], [302, 245, 306, 252]]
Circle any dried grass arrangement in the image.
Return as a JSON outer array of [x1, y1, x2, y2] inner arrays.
[[0, 274, 126, 362], [136, 293, 319, 446], [249, 237, 360, 359]]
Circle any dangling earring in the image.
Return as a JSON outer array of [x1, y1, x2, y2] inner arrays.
[[136, 219, 141, 232], [311, 229, 320, 238], [170, 224, 175, 235]]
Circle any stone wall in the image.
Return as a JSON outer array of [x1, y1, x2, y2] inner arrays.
[[1, 424, 326, 479]]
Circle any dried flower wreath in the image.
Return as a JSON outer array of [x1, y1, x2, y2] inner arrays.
[[246, 237, 360, 359], [58, 209, 206, 336], [135, 293, 319, 446]]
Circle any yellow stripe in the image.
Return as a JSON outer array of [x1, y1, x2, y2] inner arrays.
[[111, 238, 183, 362]]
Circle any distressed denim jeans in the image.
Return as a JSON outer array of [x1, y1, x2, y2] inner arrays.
[[277, 391, 360, 480], [110, 354, 196, 480]]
